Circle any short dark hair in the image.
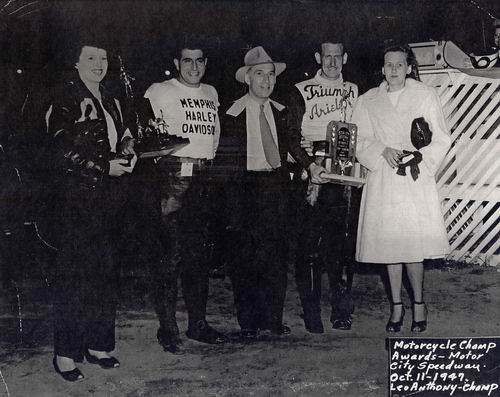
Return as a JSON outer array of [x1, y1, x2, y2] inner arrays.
[[174, 34, 209, 60], [383, 44, 420, 81], [319, 42, 345, 55]]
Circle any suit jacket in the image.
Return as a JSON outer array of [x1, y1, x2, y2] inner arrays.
[[217, 95, 305, 229], [218, 95, 309, 175]]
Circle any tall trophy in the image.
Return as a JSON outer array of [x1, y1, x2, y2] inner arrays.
[[118, 56, 188, 159], [314, 121, 366, 187]]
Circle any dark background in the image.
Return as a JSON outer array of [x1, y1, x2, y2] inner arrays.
[[1, 0, 499, 118]]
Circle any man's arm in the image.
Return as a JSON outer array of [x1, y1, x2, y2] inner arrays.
[[286, 88, 328, 184], [286, 88, 312, 169]]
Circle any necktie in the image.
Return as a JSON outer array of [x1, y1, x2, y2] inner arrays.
[[259, 104, 281, 168]]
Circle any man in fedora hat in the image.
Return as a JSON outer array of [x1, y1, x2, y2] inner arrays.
[[287, 41, 359, 333], [218, 46, 319, 339]]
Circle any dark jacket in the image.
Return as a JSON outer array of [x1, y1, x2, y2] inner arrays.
[[218, 96, 309, 175], [287, 88, 313, 168], [217, 95, 309, 229], [47, 78, 127, 190]]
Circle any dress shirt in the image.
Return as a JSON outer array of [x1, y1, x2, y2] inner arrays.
[[245, 95, 281, 171]]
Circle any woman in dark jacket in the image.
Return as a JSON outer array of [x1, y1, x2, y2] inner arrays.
[[47, 39, 136, 381]]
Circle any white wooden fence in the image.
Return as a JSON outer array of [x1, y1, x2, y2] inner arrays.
[[421, 69, 500, 266]]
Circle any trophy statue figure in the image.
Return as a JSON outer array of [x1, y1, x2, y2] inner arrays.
[[118, 55, 188, 158]]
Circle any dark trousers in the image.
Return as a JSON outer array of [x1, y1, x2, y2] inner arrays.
[[178, 179, 213, 327], [124, 160, 176, 331], [53, 182, 125, 360], [227, 170, 288, 332], [294, 182, 357, 323], [151, 158, 214, 331], [0, 229, 24, 288]]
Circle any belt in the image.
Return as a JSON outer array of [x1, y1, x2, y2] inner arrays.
[[164, 156, 213, 167]]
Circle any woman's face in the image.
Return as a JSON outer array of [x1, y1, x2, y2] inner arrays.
[[75, 46, 108, 85], [382, 51, 411, 91]]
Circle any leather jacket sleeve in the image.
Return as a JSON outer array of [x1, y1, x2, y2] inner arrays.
[[47, 83, 111, 190], [286, 88, 313, 169]]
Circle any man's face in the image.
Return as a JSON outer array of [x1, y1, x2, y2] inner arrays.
[[315, 43, 345, 80], [246, 63, 276, 101], [382, 51, 411, 90], [494, 27, 500, 48], [75, 46, 108, 84], [174, 49, 207, 88]]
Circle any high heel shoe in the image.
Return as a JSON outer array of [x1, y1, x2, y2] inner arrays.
[[411, 301, 428, 333], [53, 356, 84, 382], [84, 350, 120, 369], [386, 302, 405, 332]]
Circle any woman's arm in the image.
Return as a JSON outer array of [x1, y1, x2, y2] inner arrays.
[[418, 90, 452, 176], [47, 85, 111, 188], [352, 96, 388, 171]]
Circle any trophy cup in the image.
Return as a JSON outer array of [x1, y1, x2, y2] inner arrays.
[[318, 121, 366, 187]]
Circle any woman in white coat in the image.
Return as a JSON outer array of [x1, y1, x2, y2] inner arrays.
[[352, 45, 451, 333]]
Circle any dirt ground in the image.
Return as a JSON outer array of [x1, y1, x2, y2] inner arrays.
[[1, 259, 499, 397]]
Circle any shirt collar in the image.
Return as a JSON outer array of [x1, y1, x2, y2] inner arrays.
[[314, 70, 344, 87], [226, 94, 285, 117]]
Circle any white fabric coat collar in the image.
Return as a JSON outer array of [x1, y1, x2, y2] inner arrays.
[[226, 94, 285, 117]]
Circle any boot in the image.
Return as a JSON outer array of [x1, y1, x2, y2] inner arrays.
[[303, 307, 324, 334], [157, 323, 183, 353]]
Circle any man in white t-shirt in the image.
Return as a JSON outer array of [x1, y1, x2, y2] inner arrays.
[[144, 42, 228, 352]]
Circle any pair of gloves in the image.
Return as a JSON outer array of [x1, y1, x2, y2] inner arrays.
[[396, 150, 423, 181], [396, 117, 432, 181]]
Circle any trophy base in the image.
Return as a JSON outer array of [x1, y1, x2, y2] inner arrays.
[[322, 173, 366, 188], [139, 147, 180, 159], [136, 137, 190, 159]]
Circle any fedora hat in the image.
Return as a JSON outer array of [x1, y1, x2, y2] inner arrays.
[[235, 46, 286, 83]]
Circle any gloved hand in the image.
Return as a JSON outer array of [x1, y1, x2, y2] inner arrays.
[[396, 150, 423, 181]]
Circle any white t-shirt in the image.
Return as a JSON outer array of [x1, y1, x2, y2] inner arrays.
[[144, 78, 220, 159]]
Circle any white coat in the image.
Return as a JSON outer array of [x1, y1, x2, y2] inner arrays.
[[353, 79, 452, 264]]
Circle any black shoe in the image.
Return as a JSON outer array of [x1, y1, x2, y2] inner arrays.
[[332, 317, 352, 330], [386, 302, 405, 333], [269, 324, 291, 336], [411, 302, 428, 333], [303, 315, 324, 334], [186, 320, 229, 344], [84, 350, 120, 369], [157, 327, 183, 353], [53, 357, 84, 382]]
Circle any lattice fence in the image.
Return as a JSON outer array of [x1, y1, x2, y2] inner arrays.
[[421, 69, 500, 266]]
